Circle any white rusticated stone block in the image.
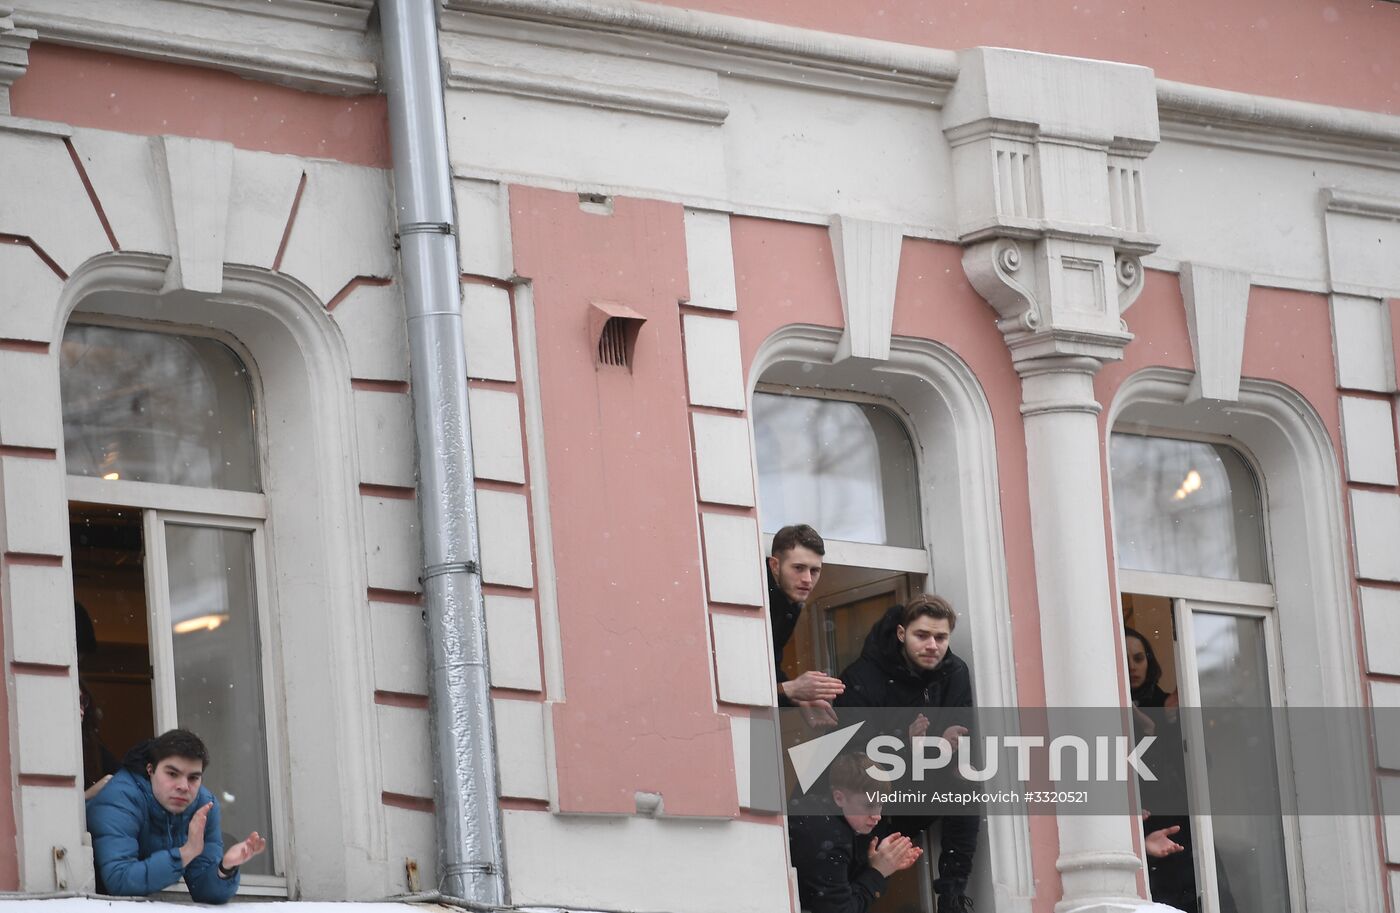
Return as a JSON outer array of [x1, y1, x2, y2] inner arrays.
[[1180, 262, 1251, 403], [830, 216, 902, 363], [353, 389, 416, 488], [68, 129, 167, 257], [0, 132, 111, 275], [376, 703, 433, 798], [156, 135, 233, 294], [0, 456, 67, 556], [469, 387, 525, 484], [455, 178, 513, 280], [1350, 491, 1400, 583], [1381, 776, 1400, 865], [477, 489, 533, 588], [701, 512, 764, 606], [331, 281, 409, 382], [682, 315, 745, 410], [1324, 193, 1400, 297], [463, 283, 517, 382], [0, 348, 59, 449], [683, 208, 738, 312], [0, 242, 64, 342], [1331, 294, 1396, 393], [383, 803, 437, 891], [15, 674, 78, 776], [711, 613, 773, 706], [361, 495, 422, 593], [493, 698, 550, 800], [225, 148, 306, 270], [278, 160, 395, 305], [369, 601, 428, 696], [1339, 397, 1399, 487], [7, 564, 74, 666], [20, 785, 84, 891], [1361, 588, 1400, 677], [1373, 682, 1400, 771], [485, 594, 542, 691], [692, 412, 755, 507]]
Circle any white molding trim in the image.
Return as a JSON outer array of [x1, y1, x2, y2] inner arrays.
[[174, 0, 373, 31], [13, 7, 377, 94], [442, 0, 959, 94], [1107, 366, 1384, 913], [66, 475, 268, 517], [1324, 187, 1400, 220], [1117, 569, 1274, 608], [443, 57, 728, 125], [749, 324, 1033, 913]]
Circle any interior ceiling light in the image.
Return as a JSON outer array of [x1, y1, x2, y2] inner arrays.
[[102, 472, 120, 481], [173, 614, 229, 634], [1172, 469, 1202, 501]]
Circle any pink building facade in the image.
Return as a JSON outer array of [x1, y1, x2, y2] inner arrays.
[[1, 1, 1399, 911]]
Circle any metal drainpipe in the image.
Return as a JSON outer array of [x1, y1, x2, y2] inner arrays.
[[378, 2, 506, 905]]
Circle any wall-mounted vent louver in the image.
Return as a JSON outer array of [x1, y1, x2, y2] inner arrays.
[[589, 301, 646, 371]]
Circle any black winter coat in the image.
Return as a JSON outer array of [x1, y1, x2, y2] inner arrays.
[[769, 564, 802, 706], [788, 794, 887, 913], [835, 604, 974, 714]]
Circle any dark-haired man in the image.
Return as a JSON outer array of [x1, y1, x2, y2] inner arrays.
[[86, 728, 266, 903], [788, 753, 922, 913], [837, 595, 979, 913], [767, 524, 844, 714]]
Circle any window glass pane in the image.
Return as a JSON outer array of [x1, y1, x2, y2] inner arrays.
[[1110, 434, 1267, 582], [61, 324, 259, 491], [1192, 611, 1291, 913], [754, 392, 921, 547], [167, 525, 274, 876]]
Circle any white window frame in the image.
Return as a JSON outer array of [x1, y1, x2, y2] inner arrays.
[[62, 319, 290, 897], [1170, 597, 1305, 913]]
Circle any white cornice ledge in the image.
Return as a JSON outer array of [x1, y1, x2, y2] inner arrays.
[[1324, 188, 1400, 220], [444, 58, 729, 124], [1158, 79, 1400, 155], [15, 9, 377, 94], [441, 0, 960, 90]]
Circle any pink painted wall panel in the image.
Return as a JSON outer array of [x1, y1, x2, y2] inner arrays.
[[510, 187, 738, 817], [645, 0, 1400, 116], [727, 217, 1063, 906], [10, 44, 390, 169]]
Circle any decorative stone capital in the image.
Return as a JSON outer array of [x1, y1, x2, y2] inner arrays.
[[948, 48, 1160, 375], [0, 7, 37, 116], [963, 236, 1142, 368]]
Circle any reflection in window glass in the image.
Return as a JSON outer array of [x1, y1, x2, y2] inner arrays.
[[754, 392, 921, 547], [167, 525, 274, 876], [1110, 434, 1267, 582], [1193, 611, 1291, 913], [60, 324, 259, 491]]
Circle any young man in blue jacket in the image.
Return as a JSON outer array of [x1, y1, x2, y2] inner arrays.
[[85, 728, 266, 903]]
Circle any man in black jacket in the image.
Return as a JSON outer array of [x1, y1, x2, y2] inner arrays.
[[767, 524, 843, 712], [789, 753, 922, 913], [836, 595, 979, 913]]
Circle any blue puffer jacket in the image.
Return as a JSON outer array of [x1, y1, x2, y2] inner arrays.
[[85, 768, 239, 904]]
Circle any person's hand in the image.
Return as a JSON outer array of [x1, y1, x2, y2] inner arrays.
[[1144, 822, 1183, 858], [221, 832, 267, 872], [909, 713, 930, 740], [179, 803, 212, 867], [781, 671, 845, 704], [1163, 691, 1180, 724], [867, 832, 923, 877], [798, 700, 839, 728], [1132, 705, 1157, 738], [83, 775, 112, 801], [941, 724, 969, 750]]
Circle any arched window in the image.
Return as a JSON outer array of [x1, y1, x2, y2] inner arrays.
[[1110, 431, 1293, 913], [62, 321, 280, 886]]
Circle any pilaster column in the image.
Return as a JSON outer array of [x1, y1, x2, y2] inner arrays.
[[945, 48, 1160, 913], [0, 8, 36, 116]]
